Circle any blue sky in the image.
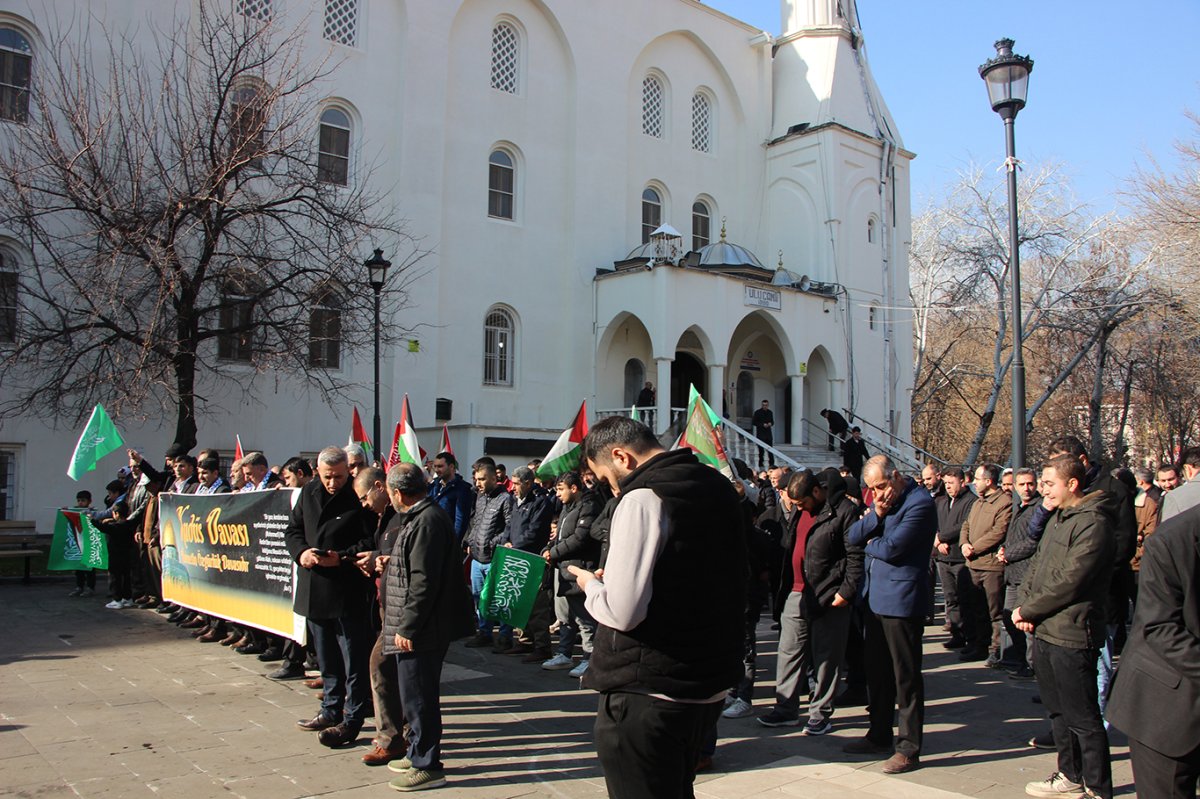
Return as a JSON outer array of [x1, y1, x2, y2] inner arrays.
[[706, 0, 1200, 214]]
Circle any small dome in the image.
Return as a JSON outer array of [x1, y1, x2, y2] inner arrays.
[[697, 240, 765, 270], [623, 241, 657, 261]]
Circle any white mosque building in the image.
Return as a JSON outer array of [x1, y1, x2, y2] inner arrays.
[[0, 0, 913, 532]]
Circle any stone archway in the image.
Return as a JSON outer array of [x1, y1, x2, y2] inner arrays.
[[803, 347, 833, 447], [670, 351, 706, 410]]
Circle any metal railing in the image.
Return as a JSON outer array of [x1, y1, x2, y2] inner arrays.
[[839, 408, 947, 473], [594, 406, 687, 434], [721, 421, 801, 472]]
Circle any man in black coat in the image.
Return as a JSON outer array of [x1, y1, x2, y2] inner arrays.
[[820, 408, 849, 451], [751, 400, 775, 468], [382, 463, 475, 792], [1107, 504, 1200, 798], [840, 427, 870, 480], [934, 468, 976, 650], [285, 446, 375, 747]]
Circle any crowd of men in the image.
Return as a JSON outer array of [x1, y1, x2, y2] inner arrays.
[[61, 428, 1200, 798]]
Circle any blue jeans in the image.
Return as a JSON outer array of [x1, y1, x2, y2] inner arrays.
[[469, 559, 512, 639], [308, 614, 374, 725], [1096, 623, 1117, 729]]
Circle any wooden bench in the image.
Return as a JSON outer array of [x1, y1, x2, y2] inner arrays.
[[0, 522, 49, 583]]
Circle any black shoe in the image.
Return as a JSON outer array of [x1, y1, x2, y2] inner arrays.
[[464, 633, 494, 648], [941, 636, 967, 650], [268, 662, 306, 680], [958, 647, 988, 662], [298, 712, 340, 731], [155, 603, 177, 615], [1008, 665, 1036, 681], [317, 722, 362, 748], [491, 637, 514, 654], [168, 610, 189, 624], [236, 642, 267, 655], [257, 647, 284, 662]]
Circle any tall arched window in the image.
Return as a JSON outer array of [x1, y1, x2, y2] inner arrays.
[[0, 250, 17, 342], [483, 307, 515, 386], [691, 92, 712, 153], [641, 187, 662, 244], [318, 108, 351, 186], [323, 0, 359, 47], [867, 218, 876, 243], [691, 200, 711, 250], [0, 27, 32, 124], [488, 150, 515, 220], [217, 270, 262, 362], [308, 286, 342, 368], [230, 85, 266, 168], [490, 22, 519, 94], [641, 75, 663, 138]]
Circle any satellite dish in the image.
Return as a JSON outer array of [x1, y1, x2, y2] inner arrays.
[[798, 275, 812, 292]]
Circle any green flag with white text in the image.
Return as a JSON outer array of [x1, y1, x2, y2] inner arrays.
[[48, 510, 107, 570], [478, 547, 546, 629], [68, 404, 125, 480]]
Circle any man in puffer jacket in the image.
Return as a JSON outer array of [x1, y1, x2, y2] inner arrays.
[[463, 462, 514, 648], [543, 471, 606, 676], [1013, 456, 1115, 799]]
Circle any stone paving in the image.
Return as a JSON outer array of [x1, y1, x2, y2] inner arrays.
[[1, 578, 1135, 798]]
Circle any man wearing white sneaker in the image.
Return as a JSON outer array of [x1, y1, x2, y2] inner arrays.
[[758, 469, 863, 735], [1014, 456, 1114, 799]]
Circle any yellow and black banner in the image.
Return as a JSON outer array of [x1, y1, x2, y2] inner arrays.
[[158, 490, 306, 643]]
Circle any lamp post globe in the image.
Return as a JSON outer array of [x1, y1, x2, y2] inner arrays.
[[364, 248, 391, 458], [980, 38, 1032, 475]]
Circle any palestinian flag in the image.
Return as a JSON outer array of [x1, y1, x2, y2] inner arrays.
[[387, 395, 422, 467], [687, 384, 722, 427], [678, 387, 733, 479], [349, 407, 373, 461], [234, 434, 244, 461], [535, 401, 588, 480], [439, 424, 454, 457], [67, 404, 125, 481], [47, 510, 108, 570]]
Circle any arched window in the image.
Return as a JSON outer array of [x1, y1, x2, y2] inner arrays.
[[488, 150, 515, 220], [691, 200, 711, 250], [691, 92, 712, 153], [217, 271, 262, 362], [867, 218, 876, 243], [641, 187, 662, 244], [483, 307, 515, 386], [490, 22, 519, 94], [308, 286, 342, 368], [641, 75, 663, 138], [0, 27, 32, 124], [623, 359, 646, 407], [323, 0, 359, 47], [318, 108, 351, 186], [0, 250, 17, 342], [230, 85, 266, 168]]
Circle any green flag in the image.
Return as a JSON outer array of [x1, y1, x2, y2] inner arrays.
[[48, 510, 85, 570], [79, 513, 108, 570], [478, 547, 546, 629], [68, 404, 125, 480]]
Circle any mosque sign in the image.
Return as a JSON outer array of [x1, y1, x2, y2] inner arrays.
[[744, 285, 781, 311]]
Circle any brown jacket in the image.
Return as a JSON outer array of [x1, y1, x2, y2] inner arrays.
[[960, 486, 1012, 571], [1130, 489, 1158, 571]]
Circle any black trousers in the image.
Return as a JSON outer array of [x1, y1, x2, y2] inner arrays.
[[308, 614, 374, 726], [864, 612, 924, 757], [1033, 640, 1112, 798], [935, 560, 972, 640], [1129, 735, 1200, 799], [395, 646, 448, 771], [105, 531, 134, 600], [594, 691, 722, 799]]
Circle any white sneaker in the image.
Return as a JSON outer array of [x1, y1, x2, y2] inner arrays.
[[542, 653, 574, 670], [119, 599, 136, 608], [722, 698, 753, 719], [568, 659, 589, 678], [105, 600, 123, 609], [1025, 772, 1084, 798]]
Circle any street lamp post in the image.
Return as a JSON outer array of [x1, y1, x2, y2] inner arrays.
[[364, 248, 391, 460], [980, 38, 1033, 470]]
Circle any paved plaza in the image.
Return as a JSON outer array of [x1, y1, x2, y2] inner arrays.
[[1, 579, 1135, 798]]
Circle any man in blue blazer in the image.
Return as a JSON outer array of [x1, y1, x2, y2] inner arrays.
[[845, 455, 938, 774]]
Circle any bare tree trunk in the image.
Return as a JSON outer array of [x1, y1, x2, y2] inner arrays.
[[1112, 359, 1135, 465], [1087, 325, 1112, 464]]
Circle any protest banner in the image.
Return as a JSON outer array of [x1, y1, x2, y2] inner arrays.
[[47, 510, 108, 571], [478, 547, 546, 630], [158, 490, 306, 642]]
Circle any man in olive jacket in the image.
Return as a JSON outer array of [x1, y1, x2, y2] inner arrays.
[[285, 446, 375, 747], [1013, 456, 1115, 799], [382, 463, 475, 792], [959, 463, 1012, 664]]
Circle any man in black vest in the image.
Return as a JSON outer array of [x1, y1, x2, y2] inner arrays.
[[285, 446, 374, 748], [570, 416, 746, 799]]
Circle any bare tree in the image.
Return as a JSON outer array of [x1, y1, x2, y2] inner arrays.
[[0, 6, 425, 448], [909, 164, 1149, 465]]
